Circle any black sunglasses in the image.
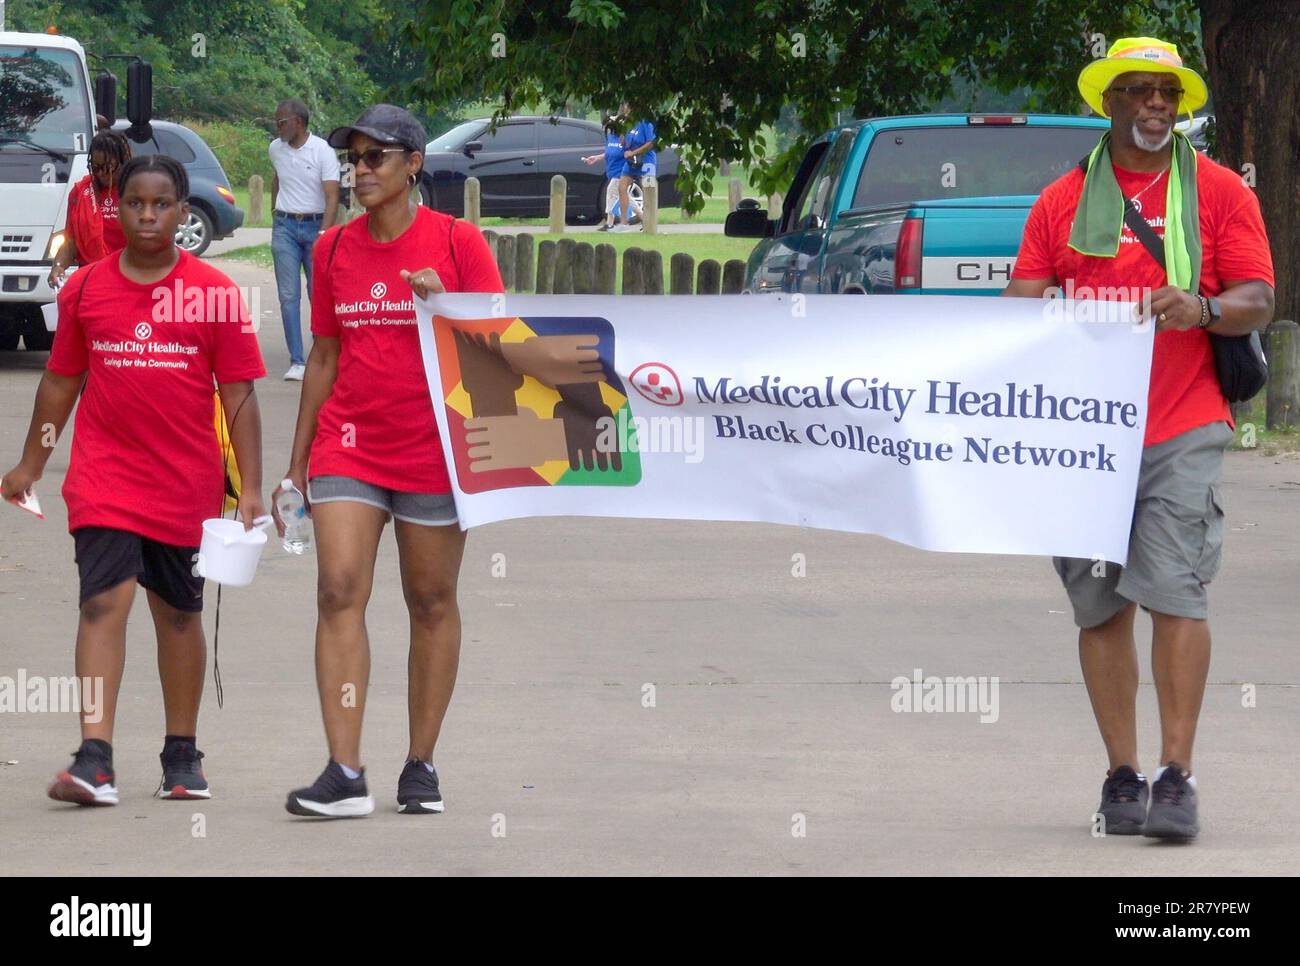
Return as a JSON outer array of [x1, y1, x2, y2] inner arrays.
[[345, 147, 407, 170], [1110, 84, 1185, 102]]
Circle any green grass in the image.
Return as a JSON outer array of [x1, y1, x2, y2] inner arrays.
[[232, 187, 271, 228], [482, 172, 769, 228], [217, 230, 758, 293], [1230, 395, 1300, 454], [220, 243, 275, 268]]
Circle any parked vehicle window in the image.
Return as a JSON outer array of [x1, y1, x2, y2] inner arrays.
[[809, 130, 854, 226], [429, 120, 485, 152], [0, 45, 93, 152], [793, 136, 848, 232], [155, 129, 197, 163], [850, 126, 1104, 208], [123, 134, 158, 156], [538, 122, 595, 148], [784, 140, 830, 234], [481, 123, 535, 151]]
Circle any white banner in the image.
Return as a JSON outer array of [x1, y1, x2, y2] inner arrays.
[[415, 293, 1154, 563]]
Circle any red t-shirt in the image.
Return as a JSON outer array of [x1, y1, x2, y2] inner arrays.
[[47, 251, 266, 546], [65, 176, 126, 259], [309, 206, 503, 493], [1012, 152, 1274, 446]]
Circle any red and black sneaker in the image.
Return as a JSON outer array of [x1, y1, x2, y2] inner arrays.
[[156, 738, 211, 800], [48, 740, 118, 806]]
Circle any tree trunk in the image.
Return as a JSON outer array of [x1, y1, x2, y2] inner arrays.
[[1202, 0, 1300, 327]]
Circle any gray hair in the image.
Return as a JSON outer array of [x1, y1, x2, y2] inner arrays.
[[276, 98, 309, 125]]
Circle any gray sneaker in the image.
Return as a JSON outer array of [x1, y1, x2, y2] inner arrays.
[[1097, 765, 1149, 835], [397, 758, 444, 814], [1143, 763, 1198, 839]]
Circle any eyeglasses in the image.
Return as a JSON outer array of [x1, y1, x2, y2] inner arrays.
[[1110, 84, 1185, 103], [346, 147, 406, 170], [89, 161, 117, 174], [274, 118, 297, 128]]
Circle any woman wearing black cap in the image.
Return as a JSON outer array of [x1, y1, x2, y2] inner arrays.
[[274, 105, 503, 817]]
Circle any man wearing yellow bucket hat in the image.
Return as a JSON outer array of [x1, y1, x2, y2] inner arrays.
[[1005, 37, 1276, 840]]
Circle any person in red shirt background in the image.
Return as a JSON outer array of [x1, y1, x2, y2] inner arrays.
[[275, 105, 503, 818], [47, 130, 132, 290], [1004, 38, 1274, 841], [2, 154, 267, 807]]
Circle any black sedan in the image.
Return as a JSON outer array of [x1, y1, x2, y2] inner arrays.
[[420, 116, 679, 223]]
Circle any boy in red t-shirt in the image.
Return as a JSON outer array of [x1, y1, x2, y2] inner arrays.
[[1003, 38, 1275, 840], [2, 155, 267, 806]]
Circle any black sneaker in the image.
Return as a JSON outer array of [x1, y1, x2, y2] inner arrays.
[[48, 740, 118, 806], [285, 760, 375, 818], [1096, 765, 1148, 834], [1143, 763, 1198, 839], [596, 222, 611, 232], [397, 758, 445, 814], [156, 738, 210, 800]]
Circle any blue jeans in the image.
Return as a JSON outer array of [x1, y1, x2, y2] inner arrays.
[[271, 212, 323, 366]]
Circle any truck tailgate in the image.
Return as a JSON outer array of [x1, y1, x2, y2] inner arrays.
[[906, 196, 1035, 295]]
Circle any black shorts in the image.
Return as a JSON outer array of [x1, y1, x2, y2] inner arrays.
[[73, 527, 204, 612]]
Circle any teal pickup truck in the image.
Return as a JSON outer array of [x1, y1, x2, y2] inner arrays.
[[726, 114, 1111, 295]]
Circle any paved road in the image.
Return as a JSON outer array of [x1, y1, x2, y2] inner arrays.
[[206, 220, 728, 257], [1, 259, 1297, 875]]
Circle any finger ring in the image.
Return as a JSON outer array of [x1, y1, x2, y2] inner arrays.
[[1159, 312, 1167, 322]]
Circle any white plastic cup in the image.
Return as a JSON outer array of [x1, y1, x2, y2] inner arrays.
[[196, 517, 270, 587], [41, 300, 58, 332]]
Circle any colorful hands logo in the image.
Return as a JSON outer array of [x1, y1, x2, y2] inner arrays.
[[435, 316, 642, 493]]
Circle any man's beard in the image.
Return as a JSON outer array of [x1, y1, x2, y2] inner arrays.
[[1132, 122, 1173, 152]]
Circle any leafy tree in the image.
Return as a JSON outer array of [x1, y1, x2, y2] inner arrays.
[[9, 0, 375, 132], [391, 0, 1201, 207]]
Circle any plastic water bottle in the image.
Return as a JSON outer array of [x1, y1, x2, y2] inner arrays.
[[276, 479, 313, 555]]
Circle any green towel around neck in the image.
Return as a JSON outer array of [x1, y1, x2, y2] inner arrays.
[[1067, 131, 1201, 292]]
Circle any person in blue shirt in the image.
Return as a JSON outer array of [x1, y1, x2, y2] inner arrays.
[[611, 104, 656, 232], [581, 115, 638, 230]]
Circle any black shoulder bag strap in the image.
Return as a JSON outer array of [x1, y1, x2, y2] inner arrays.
[[325, 223, 346, 273], [1075, 156, 1168, 267], [1074, 157, 1266, 403]]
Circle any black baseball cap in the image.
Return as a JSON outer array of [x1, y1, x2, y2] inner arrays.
[[327, 104, 427, 153]]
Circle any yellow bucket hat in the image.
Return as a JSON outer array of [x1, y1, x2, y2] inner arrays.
[[1077, 36, 1208, 118]]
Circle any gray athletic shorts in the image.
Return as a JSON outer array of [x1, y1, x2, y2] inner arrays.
[[1053, 420, 1233, 627], [307, 475, 458, 527]]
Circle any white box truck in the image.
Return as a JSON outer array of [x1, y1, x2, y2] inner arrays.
[[0, 13, 154, 352], [0, 24, 96, 350]]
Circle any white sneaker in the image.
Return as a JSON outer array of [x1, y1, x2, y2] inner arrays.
[[609, 224, 634, 233], [284, 364, 306, 381]]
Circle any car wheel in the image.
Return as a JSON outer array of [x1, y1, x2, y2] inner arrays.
[[176, 207, 214, 257]]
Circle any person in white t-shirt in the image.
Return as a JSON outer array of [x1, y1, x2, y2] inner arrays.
[[269, 98, 341, 381]]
